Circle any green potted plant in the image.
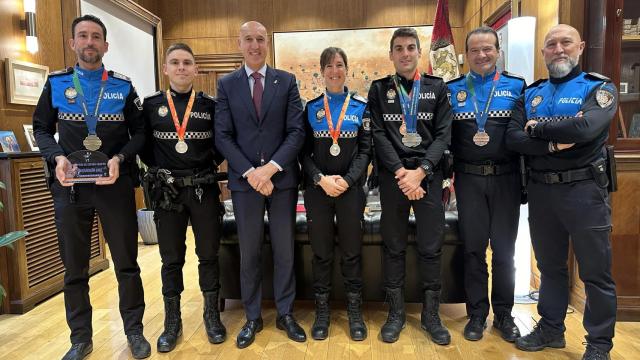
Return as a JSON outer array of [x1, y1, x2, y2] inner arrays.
[[0, 180, 28, 303]]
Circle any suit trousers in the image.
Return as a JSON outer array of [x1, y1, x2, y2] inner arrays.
[[154, 183, 223, 297], [231, 188, 297, 320], [51, 175, 144, 344]]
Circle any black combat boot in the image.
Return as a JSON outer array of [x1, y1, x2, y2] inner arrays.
[[380, 288, 406, 343], [493, 312, 521, 342], [421, 289, 451, 345], [311, 292, 330, 340], [157, 295, 182, 352], [582, 343, 611, 360], [203, 290, 227, 344], [515, 321, 565, 351], [346, 291, 367, 341]]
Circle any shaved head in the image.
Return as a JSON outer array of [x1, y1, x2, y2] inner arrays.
[[542, 23, 585, 78], [544, 24, 582, 44], [238, 21, 269, 71], [240, 21, 267, 39]]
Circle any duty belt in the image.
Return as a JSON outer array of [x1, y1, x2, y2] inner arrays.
[[529, 166, 593, 184], [150, 167, 227, 188], [454, 161, 517, 176]]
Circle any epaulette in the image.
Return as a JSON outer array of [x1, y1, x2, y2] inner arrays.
[[586, 72, 611, 82], [351, 93, 367, 104], [445, 74, 465, 84], [307, 93, 324, 104], [109, 70, 131, 82], [144, 90, 163, 100], [49, 67, 73, 77], [199, 91, 216, 101], [526, 78, 547, 89], [502, 71, 525, 80], [422, 73, 443, 80]]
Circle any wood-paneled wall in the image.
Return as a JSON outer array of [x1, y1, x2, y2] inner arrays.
[[0, 1, 65, 152], [154, 0, 468, 72]]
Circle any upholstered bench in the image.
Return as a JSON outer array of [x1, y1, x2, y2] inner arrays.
[[218, 196, 465, 310]]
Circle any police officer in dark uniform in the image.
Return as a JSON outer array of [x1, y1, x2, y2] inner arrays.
[[506, 24, 617, 360], [32, 15, 150, 360], [446, 26, 524, 343], [368, 27, 452, 345], [140, 43, 226, 352], [301, 47, 371, 341]]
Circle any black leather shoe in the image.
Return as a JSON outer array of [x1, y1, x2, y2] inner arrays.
[[582, 343, 611, 360], [62, 341, 93, 360], [236, 318, 263, 349], [463, 316, 487, 341], [493, 312, 521, 342], [516, 322, 565, 352], [127, 334, 151, 359], [276, 314, 307, 342]]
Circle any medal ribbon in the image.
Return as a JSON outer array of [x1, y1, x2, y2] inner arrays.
[[466, 71, 500, 132], [72, 68, 108, 136], [323, 92, 351, 145], [393, 70, 421, 133], [166, 89, 196, 142]]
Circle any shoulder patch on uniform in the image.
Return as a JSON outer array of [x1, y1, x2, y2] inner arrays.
[[502, 71, 525, 80], [351, 94, 367, 104], [596, 87, 615, 108], [199, 91, 216, 101], [49, 67, 73, 77], [144, 90, 163, 100], [586, 72, 611, 82], [307, 93, 324, 105], [109, 71, 131, 82], [526, 78, 547, 89], [422, 73, 443, 81], [445, 74, 464, 84]]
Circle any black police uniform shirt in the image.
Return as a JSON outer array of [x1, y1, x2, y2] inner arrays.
[[33, 65, 145, 167], [301, 89, 372, 187], [507, 66, 618, 171], [447, 69, 525, 164], [368, 73, 452, 172], [141, 89, 224, 170]]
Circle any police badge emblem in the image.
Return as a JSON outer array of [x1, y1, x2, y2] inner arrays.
[[316, 108, 325, 121], [386, 88, 396, 100], [456, 90, 467, 102], [363, 117, 371, 131], [596, 89, 614, 108], [531, 95, 543, 107], [65, 87, 78, 103], [158, 105, 168, 117]]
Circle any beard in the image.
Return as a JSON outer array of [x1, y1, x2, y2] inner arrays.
[[547, 55, 579, 78], [78, 47, 103, 65]]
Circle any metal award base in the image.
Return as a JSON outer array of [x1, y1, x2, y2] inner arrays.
[[64, 150, 109, 183]]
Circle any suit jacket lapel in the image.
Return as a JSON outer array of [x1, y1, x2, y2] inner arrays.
[[260, 66, 278, 121], [235, 68, 259, 124]]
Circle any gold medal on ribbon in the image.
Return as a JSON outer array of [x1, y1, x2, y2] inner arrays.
[[83, 134, 102, 151], [166, 89, 196, 154], [473, 131, 490, 146]]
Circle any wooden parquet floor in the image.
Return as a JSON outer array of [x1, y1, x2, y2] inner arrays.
[[0, 229, 638, 359]]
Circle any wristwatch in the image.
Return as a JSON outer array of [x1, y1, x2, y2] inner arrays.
[[313, 172, 324, 185], [114, 153, 126, 163], [420, 161, 434, 177]]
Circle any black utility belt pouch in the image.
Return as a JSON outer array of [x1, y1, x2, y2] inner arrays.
[[605, 145, 618, 193], [442, 150, 454, 179], [589, 158, 609, 189]]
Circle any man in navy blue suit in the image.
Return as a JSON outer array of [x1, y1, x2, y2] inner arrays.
[[214, 21, 307, 348]]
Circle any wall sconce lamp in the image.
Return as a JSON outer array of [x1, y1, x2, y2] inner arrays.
[[21, 0, 38, 53]]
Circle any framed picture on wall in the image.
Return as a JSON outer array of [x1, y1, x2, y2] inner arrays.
[[0, 131, 21, 153], [273, 26, 433, 103], [23, 124, 38, 151], [4, 58, 49, 106]]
